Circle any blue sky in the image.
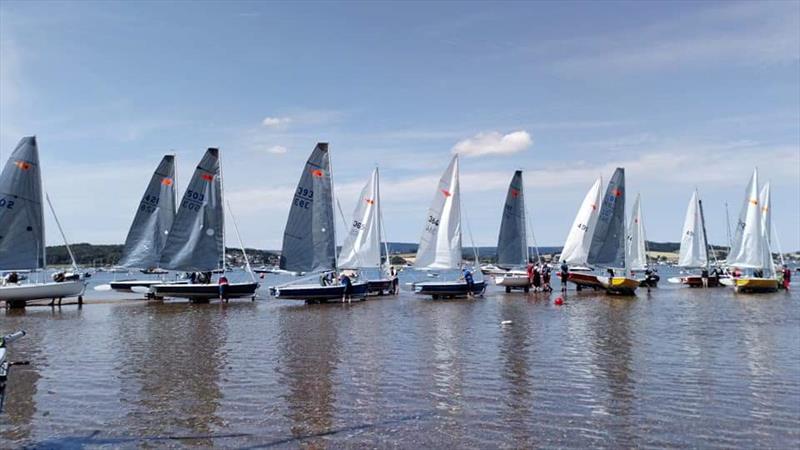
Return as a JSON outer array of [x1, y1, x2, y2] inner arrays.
[[1, 1, 798, 251]]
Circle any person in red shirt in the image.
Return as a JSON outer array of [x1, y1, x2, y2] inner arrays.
[[218, 275, 229, 301], [783, 265, 791, 290]]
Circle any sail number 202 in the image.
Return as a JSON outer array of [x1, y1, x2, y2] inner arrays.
[[294, 187, 314, 209]]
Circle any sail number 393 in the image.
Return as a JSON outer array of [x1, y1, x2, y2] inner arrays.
[[294, 187, 314, 209]]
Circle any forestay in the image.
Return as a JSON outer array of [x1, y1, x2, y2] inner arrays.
[[119, 155, 177, 269], [280, 143, 336, 273], [559, 177, 602, 266], [626, 193, 647, 271], [496, 170, 527, 268], [726, 169, 769, 270], [587, 168, 626, 268], [415, 155, 462, 270], [0, 136, 46, 271], [159, 148, 224, 271], [677, 190, 708, 268], [338, 168, 382, 269]]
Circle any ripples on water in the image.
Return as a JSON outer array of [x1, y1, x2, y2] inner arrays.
[[1, 272, 798, 448]]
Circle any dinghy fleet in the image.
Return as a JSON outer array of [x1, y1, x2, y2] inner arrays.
[[0, 136, 789, 308]]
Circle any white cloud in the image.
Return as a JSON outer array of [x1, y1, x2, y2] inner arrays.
[[264, 145, 287, 155], [451, 130, 532, 157], [262, 116, 292, 128]]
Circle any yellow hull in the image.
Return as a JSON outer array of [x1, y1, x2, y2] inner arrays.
[[734, 277, 779, 293], [597, 276, 638, 296]]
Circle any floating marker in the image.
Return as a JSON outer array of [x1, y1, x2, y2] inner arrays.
[[554, 297, 564, 305], [501, 320, 513, 326]]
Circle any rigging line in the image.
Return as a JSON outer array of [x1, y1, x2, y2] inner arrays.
[[524, 201, 542, 265], [226, 200, 256, 283], [45, 193, 78, 271]]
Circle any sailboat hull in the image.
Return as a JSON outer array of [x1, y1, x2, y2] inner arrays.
[[495, 273, 531, 292], [0, 280, 87, 306], [734, 277, 779, 293], [271, 282, 369, 302], [150, 282, 259, 300], [680, 275, 723, 288], [415, 280, 486, 299], [566, 272, 604, 289], [596, 276, 638, 295], [366, 279, 393, 295]]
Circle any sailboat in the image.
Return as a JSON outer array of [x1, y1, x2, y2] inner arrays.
[[0, 136, 87, 308], [413, 155, 486, 299], [270, 143, 369, 302], [148, 148, 259, 301], [559, 177, 603, 289], [109, 155, 178, 293], [626, 194, 659, 287], [674, 190, 722, 287], [337, 168, 393, 295], [494, 170, 533, 293], [591, 168, 639, 295], [726, 169, 778, 293]]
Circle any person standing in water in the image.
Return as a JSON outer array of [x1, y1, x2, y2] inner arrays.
[[340, 272, 353, 303], [389, 266, 399, 295], [218, 274, 229, 301], [560, 261, 569, 292], [783, 265, 792, 290], [462, 267, 475, 298]]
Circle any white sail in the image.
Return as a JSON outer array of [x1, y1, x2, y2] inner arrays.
[[415, 155, 462, 269], [759, 181, 771, 246], [626, 193, 647, 271], [559, 177, 602, 266], [338, 168, 382, 269], [726, 169, 768, 269], [677, 191, 708, 268]]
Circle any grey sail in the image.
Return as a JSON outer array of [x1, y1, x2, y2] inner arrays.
[[119, 155, 177, 269], [279, 143, 336, 273], [587, 167, 625, 268], [0, 136, 45, 270], [159, 148, 223, 271], [496, 170, 527, 268]]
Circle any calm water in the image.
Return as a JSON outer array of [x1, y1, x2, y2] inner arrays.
[[1, 271, 799, 448]]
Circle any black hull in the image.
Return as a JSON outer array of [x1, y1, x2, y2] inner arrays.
[[271, 282, 369, 302], [415, 280, 486, 299], [367, 279, 393, 295], [151, 282, 259, 301]]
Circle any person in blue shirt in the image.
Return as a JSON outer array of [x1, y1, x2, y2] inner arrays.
[[340, 272, 353, 303], [462, 267, 475, 298]]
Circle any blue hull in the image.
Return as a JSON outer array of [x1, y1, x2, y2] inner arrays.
[[415, 280, 486, 299], [270, 282, 369, 302]]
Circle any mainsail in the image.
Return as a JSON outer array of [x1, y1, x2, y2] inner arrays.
[[0, 136, 45, 270], [559, 177, 602, 266], [626, 193, 647, 271], [726, 169, 768, 270], [279, 143, 336, 273], [119, 155, 177, 269], [338, 168, 382, 269], [496, 170, 527, 268], [587, 168, 625, 268], [677, 190, 708, 268], [415, 155, 462, 269], [159, 148, 224, 271]]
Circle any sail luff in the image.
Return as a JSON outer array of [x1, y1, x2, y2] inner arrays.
[[559, 177, 602, 266], [726, 169, 767, 269], [415, 155, 462, 269], [496, 170, 527, 268], [119, 155, 176, 269], [0, 136, 46, 271]]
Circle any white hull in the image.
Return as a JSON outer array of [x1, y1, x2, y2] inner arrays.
[[495, 274, 530, 287], [0, 280, 86, 302]]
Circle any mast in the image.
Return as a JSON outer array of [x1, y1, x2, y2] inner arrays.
[[724, 202, 733, 248], [219, 148, 226, 272], [328, 143, 339, 272], [698, 197, 711, 270], [377, 167, 391, 273]]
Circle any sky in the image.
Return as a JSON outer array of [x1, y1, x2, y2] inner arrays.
[[1, 0, 798, 251]]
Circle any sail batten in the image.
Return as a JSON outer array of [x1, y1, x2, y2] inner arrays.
[[338, 168, 382, 269], [415, 155, 462, 269], [559, 177, 602, 266], [119, 155, 176, 269], [496, 170, 527, 268], [677, 191, 708, 268], [587, 168, 626, 268], [159, 148, 224, 271], [0, 136, 46, 270], [280, 143, 336, 273]]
